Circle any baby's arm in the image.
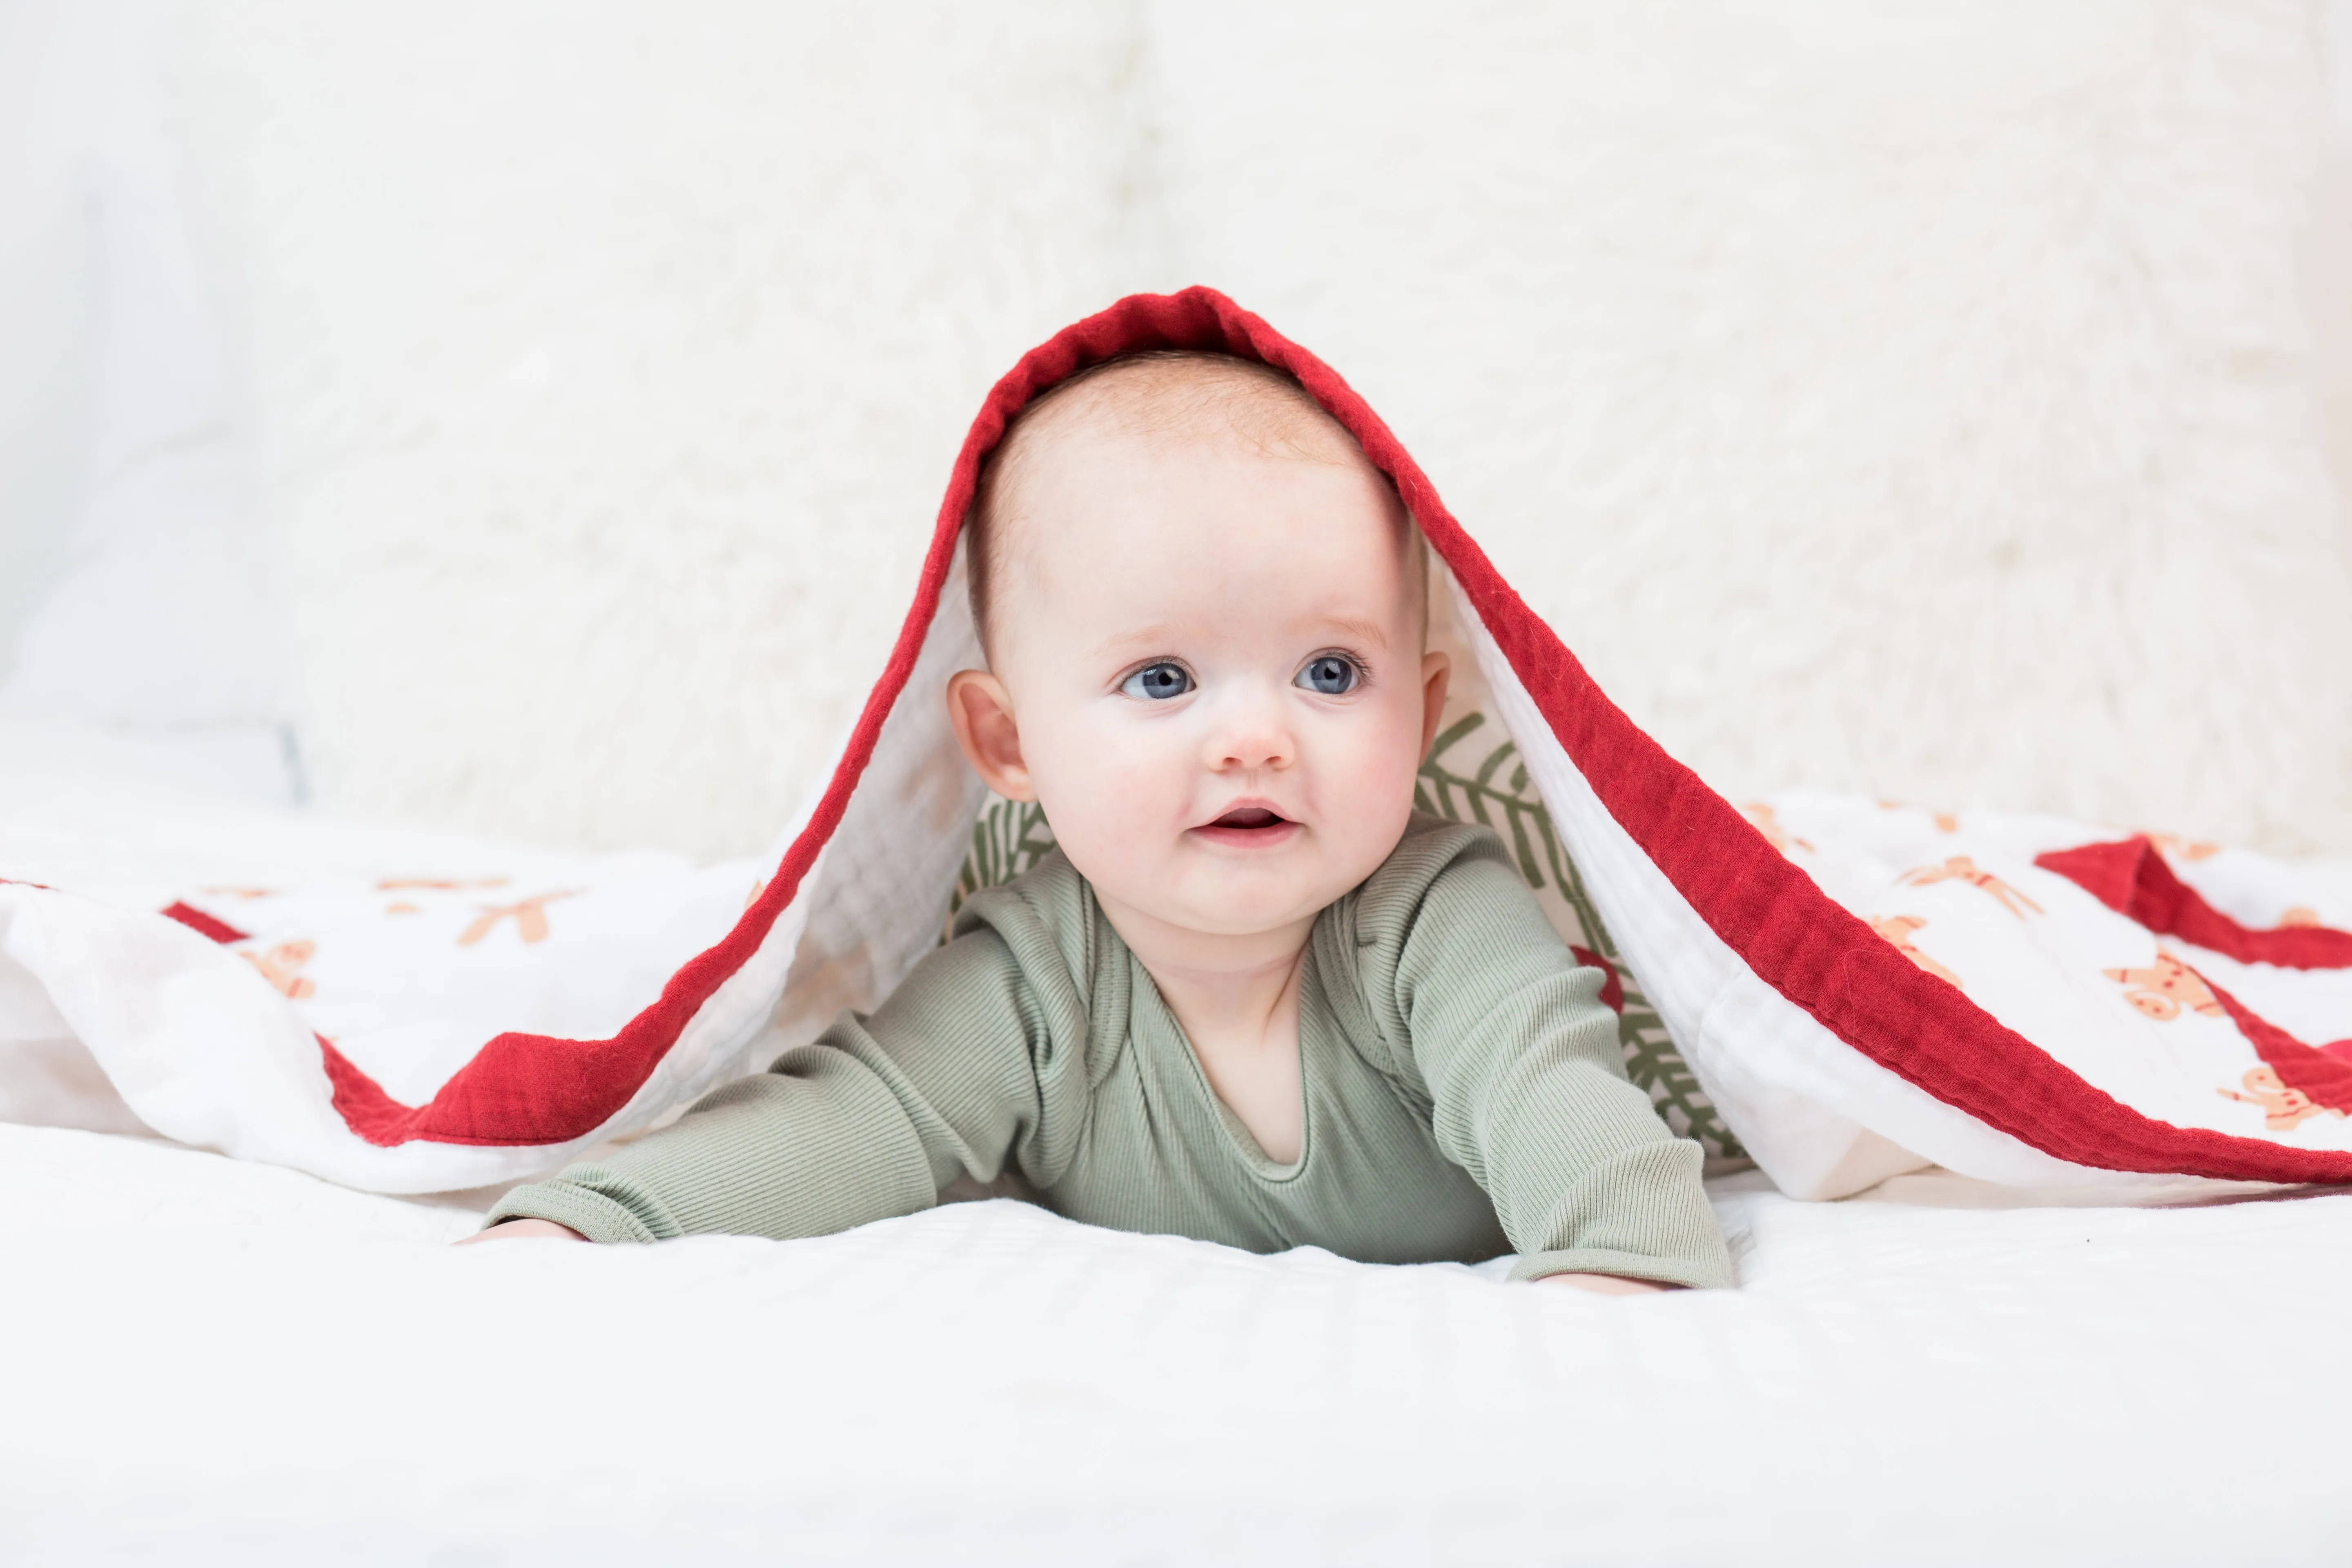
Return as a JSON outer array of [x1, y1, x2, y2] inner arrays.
[[1388, 836, 1734, 1290], [469, 928, 1045, 1244]]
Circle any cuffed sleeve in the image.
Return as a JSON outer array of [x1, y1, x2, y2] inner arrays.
[[1502, 1141, 1726, 1285], [483, 1166, 670, 1243]]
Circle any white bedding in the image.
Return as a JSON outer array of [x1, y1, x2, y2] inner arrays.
[[7, 1123, 2348, 1565], [7, 731, 2351, 1564]]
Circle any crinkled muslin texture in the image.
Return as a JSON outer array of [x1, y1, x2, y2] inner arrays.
[[3, 289, 2352, 1201]]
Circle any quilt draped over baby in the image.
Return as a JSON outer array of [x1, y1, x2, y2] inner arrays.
[[6, 288, 2352, 1200]]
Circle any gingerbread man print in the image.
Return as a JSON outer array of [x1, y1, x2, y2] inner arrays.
[[2103, 954, 2224, 1022]]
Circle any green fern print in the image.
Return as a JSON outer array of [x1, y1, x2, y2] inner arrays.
[[943, 797, 1058, 939], [945, 710, 1744, 1160]]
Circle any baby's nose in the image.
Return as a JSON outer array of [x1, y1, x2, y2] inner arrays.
[[1207, 687, 1297, 771]]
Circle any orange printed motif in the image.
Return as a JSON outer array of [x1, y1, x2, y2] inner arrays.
[[385, 902, 421, 915], [1873, 802, 1958, 832], [1900, 856, 2042, 919], [1866, 915, 1960, 987], [2280, 907, 2323, 929], [458, 891, 578, 947], [2218, 1066, 2349, 1133], [379, 876, 510, 892], [241, 940, 318, 1000], [2145, 833, 2221, 863], [203, 886, 277, 901], [1740, 803, 1813, 855], [2103, 954, 2223, 1022], [744, 878, 767, 911]]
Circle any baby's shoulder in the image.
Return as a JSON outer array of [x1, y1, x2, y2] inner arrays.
[[1336, 814, 1568, 986], [1320, 816, 1575, 1073], [1351, 813, 1520, 925], [948, 845, 1100, 982]]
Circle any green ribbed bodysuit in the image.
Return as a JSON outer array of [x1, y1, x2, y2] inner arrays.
[[487, 816, 1733, 1287]]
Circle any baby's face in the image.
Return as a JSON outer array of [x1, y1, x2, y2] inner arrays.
[[952, 432, 1448, 944]]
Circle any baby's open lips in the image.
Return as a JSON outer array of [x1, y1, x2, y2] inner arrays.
[[1190, 803, 1301, 848]]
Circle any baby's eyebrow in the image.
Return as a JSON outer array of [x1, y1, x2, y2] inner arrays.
[[1089, 622, 1192, 662], [1319, 617, 1392, 650]]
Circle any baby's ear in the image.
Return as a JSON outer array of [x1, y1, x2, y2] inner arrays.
[[1418, 650, 1452, 760], [946, 670, 1035, 800]]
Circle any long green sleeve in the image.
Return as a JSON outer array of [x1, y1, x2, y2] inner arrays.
[[1344, 831, 1731, 1285], [481, 928, 1046, 1242]]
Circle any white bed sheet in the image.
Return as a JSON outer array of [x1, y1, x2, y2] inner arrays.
[[5, 728, 2350, 1564], [6, 1124, 2348, 1566]]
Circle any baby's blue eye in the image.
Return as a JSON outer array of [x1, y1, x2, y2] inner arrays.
[[1296, 655, 1359, 696], [1121, 662, 1193, 701]]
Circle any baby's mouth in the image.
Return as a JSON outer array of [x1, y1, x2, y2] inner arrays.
[[1192, 804, 1301, 848]]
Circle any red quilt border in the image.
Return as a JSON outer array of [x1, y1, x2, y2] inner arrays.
[[2035, 835, 2352, 970]]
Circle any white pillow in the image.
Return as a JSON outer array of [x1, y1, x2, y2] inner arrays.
[[0, 3, 101, 699], [0, 2, 292, 801]]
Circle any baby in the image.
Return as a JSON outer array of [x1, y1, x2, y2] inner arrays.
[[470, 351, 1732, 1292]]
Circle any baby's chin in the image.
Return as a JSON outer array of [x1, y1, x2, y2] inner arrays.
[[1109, 843, 1386, 936]]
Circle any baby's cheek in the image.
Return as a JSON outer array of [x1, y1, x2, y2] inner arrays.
[[1028, 718, 1188, 877], [1321, 701, 1425, 805], [1309, 705, 1426, 858]]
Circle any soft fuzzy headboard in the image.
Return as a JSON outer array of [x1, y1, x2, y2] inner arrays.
[[4, 2, 2348, 858]]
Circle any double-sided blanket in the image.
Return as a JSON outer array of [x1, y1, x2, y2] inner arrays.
[[5, 289, 2351, 1203]]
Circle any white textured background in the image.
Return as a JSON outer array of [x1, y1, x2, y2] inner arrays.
[[2, 0, 2349, 860]]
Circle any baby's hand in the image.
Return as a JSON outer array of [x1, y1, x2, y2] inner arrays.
[[1539, 1272, 1673, 1295], [456, 1218, 587, 1246]]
